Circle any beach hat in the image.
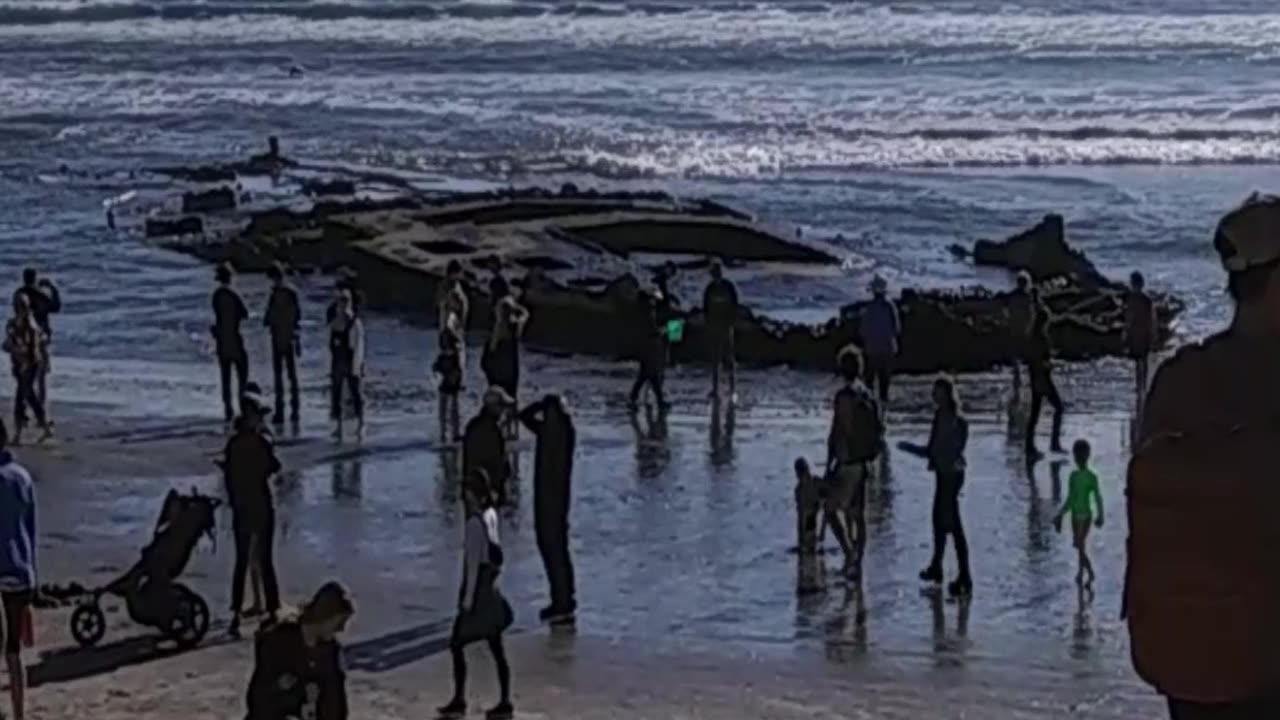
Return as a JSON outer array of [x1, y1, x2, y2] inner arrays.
[[483, 386, 514, 409], [1214, 193, 1280, 273]]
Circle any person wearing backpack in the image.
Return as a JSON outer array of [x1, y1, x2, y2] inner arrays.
[[1126, 194, 1280, 719], [438, 468, 515, 720], [825, 345, 884, 582]]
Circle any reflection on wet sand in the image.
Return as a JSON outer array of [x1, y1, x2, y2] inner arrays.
[[630, 406, 670, 479], [708, 397, 735, 467], [331, 457, 363, 500], [929, 590, 970, 663]]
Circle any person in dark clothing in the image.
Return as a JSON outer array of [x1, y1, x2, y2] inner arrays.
[[627, 291, 668, 412], [327, 289, 366, 440], [702, 261, 738, 400], [901, 377, 972, 598], [1006, 271, 1034, 399], [1025, 288, 1065, 459], [213, 263, 250, 424], [244, 581, 354, 720], [3, 295, 52, 446], [13, 268, 61, 408], [517, 394, 577, 623], [263, 264, 301, 425], [489, 266, 509, 306], [482, 290, 529, 437], [463, 388, 512, 507], [1124, 270, 1159, 414], [859, 275, 900, 406], [223, 390, 283, 638]]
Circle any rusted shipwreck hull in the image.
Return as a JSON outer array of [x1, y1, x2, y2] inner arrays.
[[145, 178, 1182, 374]]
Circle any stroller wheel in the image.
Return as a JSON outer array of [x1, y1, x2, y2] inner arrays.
[[167, 583, 210, 650], [70, 602, 106, 647]]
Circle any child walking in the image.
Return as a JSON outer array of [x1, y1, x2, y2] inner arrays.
[[1055, 439, 1104, 587]]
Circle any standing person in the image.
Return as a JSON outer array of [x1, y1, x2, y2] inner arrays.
[[1126, 195, 1280, 719], [489, 264, 509, 306], [1024, 286, 1073, 460], [1123, 271, 1158, 412], [858, 275, 900, 407], [627, 291, 669, 412], [517, 395, 577, 623], [223, 390, 283, 638], [437, 469, 515, 720], [1055, 439, 1102, 588], [482, 289, 529, 436], [702, 260, 738, 400], [437, 261, 470, 336], [4, 296, 52, 446], [13, 268, 61, 408], [327, 289, 366, 440], [0, 421, 35, 720], [825, 345, 884, 581], [901, 377, 972, 598], [432, 310, 465, 443], [212, 263, 250, 424], [245, 581, 354, 720], [263, 263, 301, 425], [1006, 271, 1034, 398], [463, 388, 512, 507]]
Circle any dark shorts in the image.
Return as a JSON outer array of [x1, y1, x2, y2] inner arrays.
[[1, 590, 33, 654]]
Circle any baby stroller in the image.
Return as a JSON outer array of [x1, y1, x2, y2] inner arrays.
[[70, 488, 220, 649]]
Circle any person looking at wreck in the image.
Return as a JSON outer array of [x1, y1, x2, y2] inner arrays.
[[518, 394, 578, 624], [327, 289, 366, 440], [0, 420, 35, 720], [245, 580, 354, 720], [263, 263, 301, 425], [1123, 270, 1158, 413], [1126, 195, 1280, 719], [13, 268, 60, 408], [1007, 271, 1034, 398], [212, 263, 250, 425], [702, 260, 738, 401], [4, 295, 52, 446], [223, 387, 282, 639], [482, 286, 529, 436], [858, 275, 900, 407]]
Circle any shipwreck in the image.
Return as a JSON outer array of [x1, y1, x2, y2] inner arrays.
[[122, 154, 1183, 375]]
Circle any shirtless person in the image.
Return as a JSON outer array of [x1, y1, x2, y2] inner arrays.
[[825, 345, 884, 581]]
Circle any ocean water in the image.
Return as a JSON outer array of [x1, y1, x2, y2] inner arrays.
[[0, 0, 1277, 385]]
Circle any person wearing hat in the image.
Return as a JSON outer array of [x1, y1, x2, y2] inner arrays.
[[263, 263, 301, 425], [463, 388, 513, 507], [518, 394, 578, 623], [702, 260, 739, 400], [1126, 194, 1280, 719], [245, 580, 354, 720], [212, 263, 250, 424], [223, 387, 283, 637], [858, 275, 900, 407], [1006, 271, 1035, 398]]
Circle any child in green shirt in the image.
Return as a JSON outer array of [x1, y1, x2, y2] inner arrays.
[[1054, 439, 1104, 587]]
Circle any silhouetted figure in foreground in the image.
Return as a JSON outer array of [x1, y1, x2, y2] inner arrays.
[[518, 394, 577, 623], [825, 345, 884, 582], [224, 390, 282, 638], [245, 581, 353, 720]]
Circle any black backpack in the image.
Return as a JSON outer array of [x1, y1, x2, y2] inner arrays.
[[837, 385, 884, 463]]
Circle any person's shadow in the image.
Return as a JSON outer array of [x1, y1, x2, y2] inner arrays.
[[332, 457, 364, 500], [709, 396, 735, 468]]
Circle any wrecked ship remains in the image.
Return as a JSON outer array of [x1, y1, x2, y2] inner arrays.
[[134, 156, 1182, 375]]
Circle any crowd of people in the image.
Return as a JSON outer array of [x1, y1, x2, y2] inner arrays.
[[3, 195, 1279, 720]]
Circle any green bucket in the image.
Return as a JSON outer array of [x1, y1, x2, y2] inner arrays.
[[666, 318, 686, 343]]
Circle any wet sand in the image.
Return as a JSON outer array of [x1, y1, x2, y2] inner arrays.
[[10, 348, 1164, 718]]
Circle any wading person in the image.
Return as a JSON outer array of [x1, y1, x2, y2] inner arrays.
[[0, 421, 35, 720], [1126, 195, 1280, 720], [858, 275, 900, 407], [433, 309, 465, 443], [901, 377, 972, 598], [3, 295, 52, 445], [212, 263, 250, 424], [825, 345, 884, 582], [518, 394, 577, 624], [245, 581, 354, 720], [438, 469, 515, 720], [1124, 271, 1158, 414], [327, 289, 366, 440], [627, 291, 669, 412], [463, 388, 512, 507], [223, 390, 283, 638], [13, 268, 60, 409], [263, 263, 301, 425], [482, 287, 529, 436], [702, 261, 738, 400]]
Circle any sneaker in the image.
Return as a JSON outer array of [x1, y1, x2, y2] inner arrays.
[[918, 566, 943, 584], [486, 701, 514, 720], [437, 699, 467, 718]]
